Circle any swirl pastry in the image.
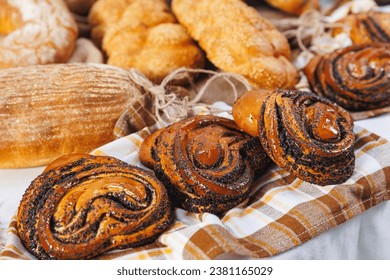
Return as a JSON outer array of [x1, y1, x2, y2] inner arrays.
[[17, 154, 173, 260], [149, 115, 271, 214], [333, 12, 390, 44], [304, 44, 390, 111], [233, 89, 355, 186]]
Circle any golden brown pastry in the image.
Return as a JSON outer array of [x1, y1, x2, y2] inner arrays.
[[171, 0, 299, 89], [150, 115, 271, 214], [232, 89, 272, 137], [0, 63, 146, 168], [264, 0, 320, 15], [139, 128, 165, 170], [17, 154, 173, 260], [88, 0, 132, 46], [233, 89, 356, 186], [89, 0, 205, 83], [333, 12, 390, 44], [304, 43, 390, 111], [0, 0, 78, 68]]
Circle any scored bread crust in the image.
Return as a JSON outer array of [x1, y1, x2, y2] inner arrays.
[[0, 63, 144, 168]]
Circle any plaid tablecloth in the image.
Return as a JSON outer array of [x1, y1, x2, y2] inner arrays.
[[1, 104, 389, 260]]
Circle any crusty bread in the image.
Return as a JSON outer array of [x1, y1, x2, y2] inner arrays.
[[0, 63, 144, 168], [0, 0, 78, 68]]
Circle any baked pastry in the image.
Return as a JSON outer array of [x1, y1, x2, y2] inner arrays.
[[149, 115, 271, 214], [0, 0, 78, 68], [90, 0, 205, 83], [304, 43, 390, 111], [172, 0, 299, 89], [0, 63, 146, 168], [232, 89, 271, 137], [17, 154, 173, 260], [233, 89, 356, 186], [88, 0, 133, 46], [333, 12, 390, 44], [264, 0, 320, 15], [139, 128, 165, 170]]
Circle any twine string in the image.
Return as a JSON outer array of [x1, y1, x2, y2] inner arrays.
[[127, 67, 252, 123], [272, 9, 351, 55]]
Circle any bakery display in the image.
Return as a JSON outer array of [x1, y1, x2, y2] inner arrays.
[[0, 0, 78, 68], [264, 0, 320, 15], [17, 154, 173, 259], [171, 0, 299, 89], [144, 115, 271, 214], [0, 0, 389, 261], [233, 89, 356, 185], [333, 11, 390, 44], [0, 63, 146, 168], [304, 43, 390, 111], [89, 0, 205, 83]]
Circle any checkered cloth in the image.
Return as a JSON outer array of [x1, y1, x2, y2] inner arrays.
[[1, 103, 389, 260]]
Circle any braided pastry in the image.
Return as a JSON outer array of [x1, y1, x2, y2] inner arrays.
[[171, 0, 299, 89], [304, 44, 390, 111], [233, 89, 355, 186], [333, 12, 390, 44], [0, 0, 78, 68], [146, 115, 270, 214], [17, 154, 173, 260]]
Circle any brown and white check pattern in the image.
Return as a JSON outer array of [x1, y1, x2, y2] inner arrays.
[[1, 107, 389, 260]]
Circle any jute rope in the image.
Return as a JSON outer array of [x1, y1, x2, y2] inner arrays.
[[127, 67, 253, 123], [272, 8, 351, 55]]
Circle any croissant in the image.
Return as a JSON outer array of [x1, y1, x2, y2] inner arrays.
[[333, 12, 390, 44], [145, 115, 271, 214], [171, 0, 299, 89], [17, 154, 173, 260], [233, 89, 355, 186], [0, 63, 146, 168], [304, 43, 390, 111]]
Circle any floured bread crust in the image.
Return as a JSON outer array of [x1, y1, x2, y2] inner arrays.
[[0, 0, 78, 68]]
